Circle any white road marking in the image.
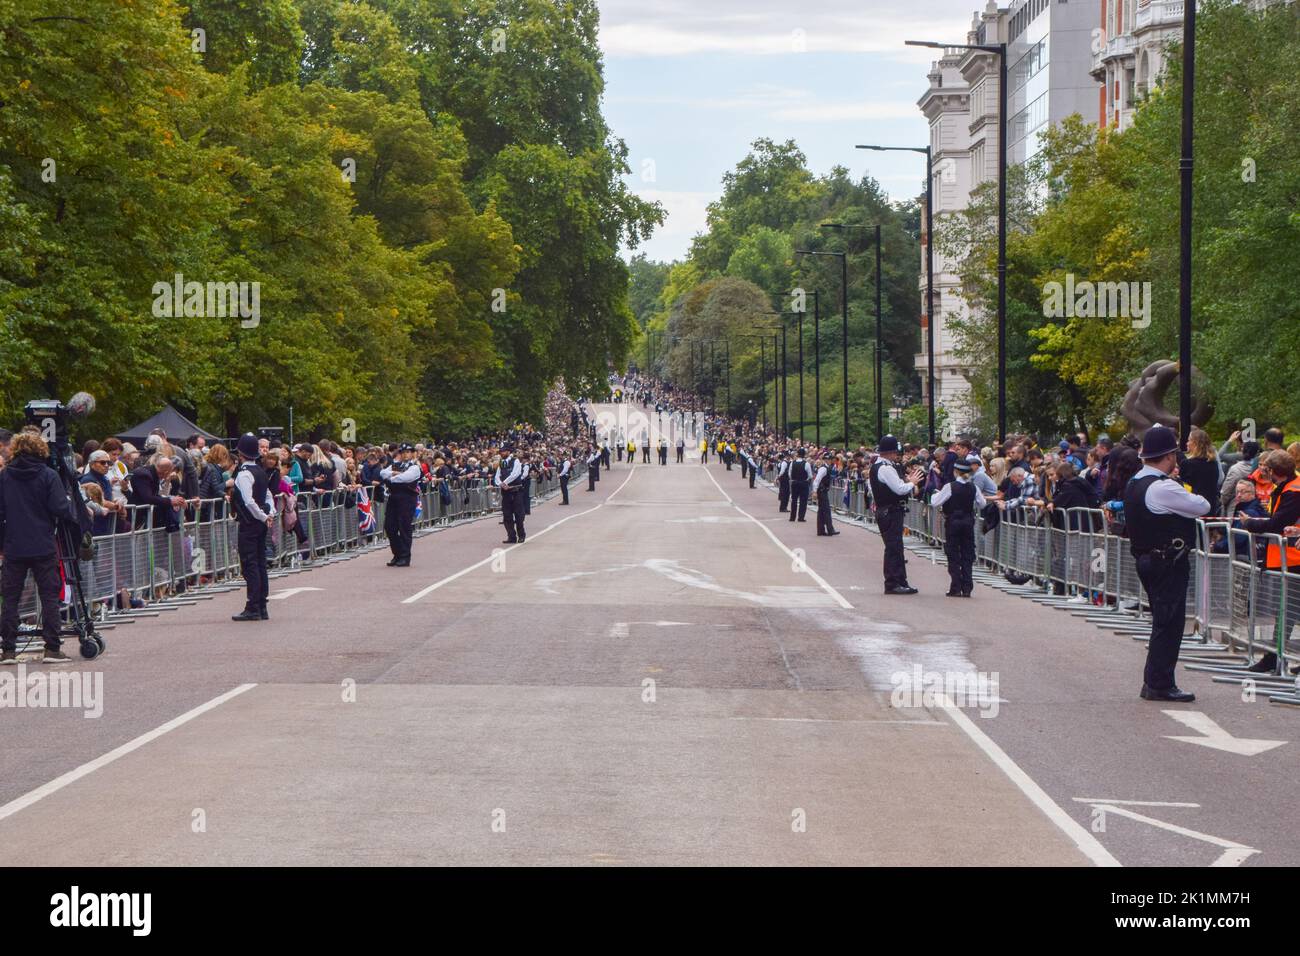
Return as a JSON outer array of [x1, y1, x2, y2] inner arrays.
[[267, 587, 324, 600], [1072, 798, 1201, 808], [938, 695, 1122, 867], [608, 622, 629, 639], [1085, 804, 1258, 866], [1162, 709, 1287, 756], [701, 465, 853, 610], [403, 465, 639, 603], [0, 683, 257, 824]]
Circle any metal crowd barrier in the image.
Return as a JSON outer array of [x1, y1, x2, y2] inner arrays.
[[3, 470, 565, 629], [761, 470, 1299, 682]]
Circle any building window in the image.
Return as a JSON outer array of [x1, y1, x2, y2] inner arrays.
[[1010, 92, 1048, 143], [1011, 37, 1049, 93]]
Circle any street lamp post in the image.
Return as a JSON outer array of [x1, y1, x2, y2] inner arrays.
[[857, 143, 935, 445], [1178, 0, 1196, 447], [796, 248, 850, 446], [906, 37, 1006, 445]]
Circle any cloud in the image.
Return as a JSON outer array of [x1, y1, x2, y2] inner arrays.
[[606, 84, 922, 123], [598, 0, 973, 59], [620, 189, 714, 262]]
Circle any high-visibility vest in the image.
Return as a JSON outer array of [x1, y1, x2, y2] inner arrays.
[[1250, 465, 1275, 505], [1264, 477, 1300, 570], [627, 441, 635, 453]]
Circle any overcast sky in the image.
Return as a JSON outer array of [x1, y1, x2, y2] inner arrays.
[[599, 0, 982, 263]]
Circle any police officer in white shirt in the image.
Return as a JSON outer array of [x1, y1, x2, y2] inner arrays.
[[558, 452, 572, 505], [1123, 424, 1210, 702], [869, 436, 925, 594], [932, 458, 985, 597], [811, 455, 838, 536], [776, 453, 791, 513]]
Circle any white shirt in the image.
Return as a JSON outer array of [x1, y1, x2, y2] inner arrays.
[[559, 459, 570, 478], [930, 477, 987, 510], [494, 458, 522, 488], [234, 467, 275, 523], [381, 460, 423, 484], [1134, 464, 1211, 518], [777, 461, 789, 478], [810, 465, 829, 494], [874, 460, 915, 496], [587, 451, 601, 465]]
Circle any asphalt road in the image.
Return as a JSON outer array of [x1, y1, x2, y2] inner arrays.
[[0, 404, 1293, 866]]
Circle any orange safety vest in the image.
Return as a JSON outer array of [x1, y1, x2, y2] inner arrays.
[[1264, 476, 1300, 570], [1249, 465, 1275, 505]]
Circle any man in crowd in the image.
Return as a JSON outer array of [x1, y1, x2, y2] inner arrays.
[[128, 454, 186, 532], [0, 433, 79, 662]]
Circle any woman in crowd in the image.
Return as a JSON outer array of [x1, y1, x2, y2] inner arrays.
[[199, 443, 232, 521], [1180, 428, 1222, 517]]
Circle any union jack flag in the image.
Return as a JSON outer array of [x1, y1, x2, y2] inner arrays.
[[357, 486, 377, 534]]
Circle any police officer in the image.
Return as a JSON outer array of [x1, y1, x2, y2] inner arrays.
[[812, 454, 838, 536], [658, 438, 668, 465], [519, 450, 533, 516], [871, 435, 925, 594], [776, 452, 791, 513], [586, 444, 601, 491], [746, 448, 758, 489], [0, 432, 79, 660], [495, 444, 526, 544], [676, 435, 685, 463], [381, 443, 421, 566], [642, 436, 651, 463], [932, 457, 984, 597], [788, 449, 811, 522], [231, 433, 275, 619], [558, 451, 572, 505], [739, 447, 749, 480], [1125, 424, 1209, 702]]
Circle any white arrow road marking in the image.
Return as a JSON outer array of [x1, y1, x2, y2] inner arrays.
[[1072, 798, 1200, 808], [1083, 803, 1259, 867], [1163, 710, 1287, 756], [267, 587, 324, 600]]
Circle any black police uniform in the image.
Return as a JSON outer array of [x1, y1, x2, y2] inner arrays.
[[870, 459, 913, 591], [558, 457, 571, 505], [587, 450, 600, 490], [813, 465, 836, 535], [232, 458, 273, 617], [496, 456, 526, 543], [777, 459, 791, 512], [788, 457, 810, 522], [383, 458, 420, 565], [748, 453, 757, 489], [939, 479, 977, 596], [1125, 471, 1197, 695]]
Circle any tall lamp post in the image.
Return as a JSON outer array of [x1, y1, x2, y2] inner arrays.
[[906, 37, 1006, 445], [796, 248, 849, 446], [820, 223, 884, 442], [857, 143, 936, 446], [1177, 0, 1196, 447]]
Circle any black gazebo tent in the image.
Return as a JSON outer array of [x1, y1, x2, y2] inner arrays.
[[115, 404, 220, 448]]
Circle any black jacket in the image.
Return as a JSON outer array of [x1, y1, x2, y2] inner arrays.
[[0, 453, 78, 559], [1049, 476, 1102, 531]]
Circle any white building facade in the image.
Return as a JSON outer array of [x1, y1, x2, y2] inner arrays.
[[915, 0, 1100, 435]]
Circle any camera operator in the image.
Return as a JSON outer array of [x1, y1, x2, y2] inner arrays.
[[0, 433, 80, 664]]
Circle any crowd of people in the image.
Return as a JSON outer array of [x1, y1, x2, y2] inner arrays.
[[606, 374, 1300, 564]]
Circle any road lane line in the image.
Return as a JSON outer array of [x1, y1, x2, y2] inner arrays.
[[701, 464, 853, 610], [0, 683, 257, 824], [403, 465, 639, 604], [939, 697, 1122, 867]]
